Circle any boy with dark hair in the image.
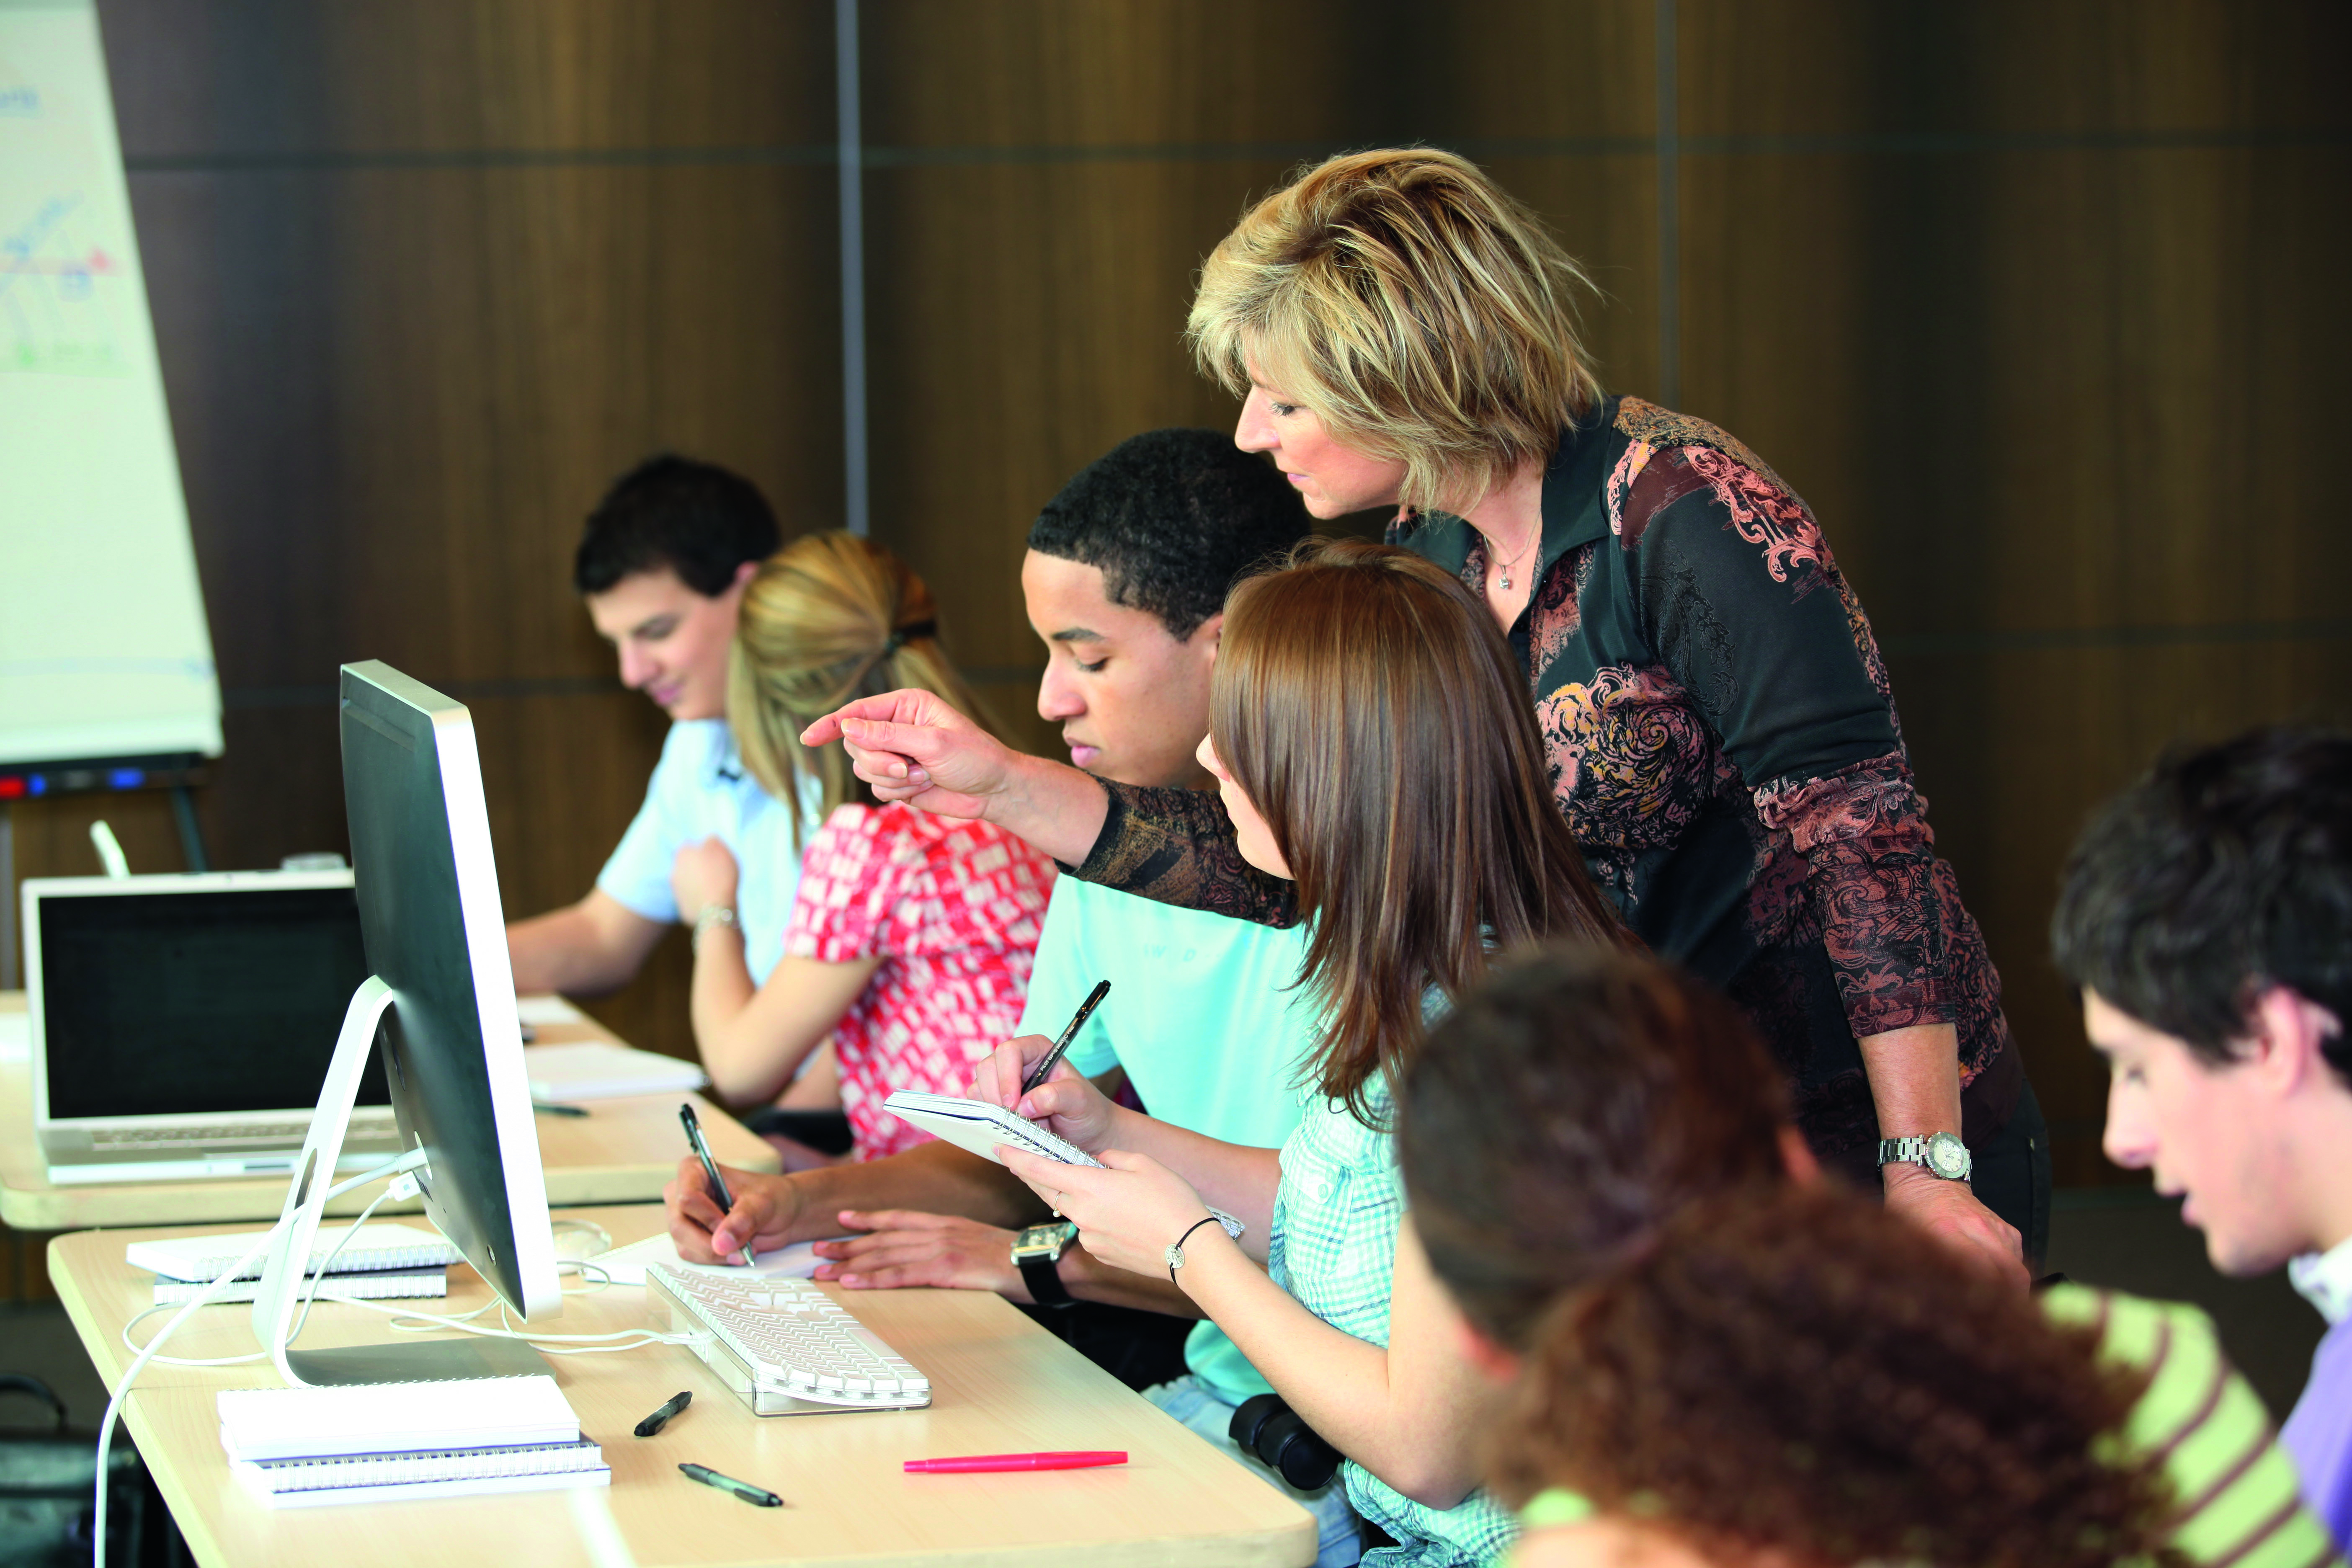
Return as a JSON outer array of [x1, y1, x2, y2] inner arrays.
[[508, 456, 814, 1002], [665, 431, 1365, 1564], [2051, 725, 2352, 1546]]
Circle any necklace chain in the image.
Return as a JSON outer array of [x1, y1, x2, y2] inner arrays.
[[1483, 524, 1540, 592]]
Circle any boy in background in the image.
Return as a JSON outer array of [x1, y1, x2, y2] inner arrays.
[[508, 456, 797, 992], [2052, 726, 2352, 1547], [505, 456, 843, 1142]]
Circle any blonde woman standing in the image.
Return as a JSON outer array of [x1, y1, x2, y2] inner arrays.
[[810, 150, 2043, 1284], [670, 531, 1054, 1161]]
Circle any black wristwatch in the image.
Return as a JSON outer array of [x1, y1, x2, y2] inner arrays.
[[1011, 1221, 1079, 1308]]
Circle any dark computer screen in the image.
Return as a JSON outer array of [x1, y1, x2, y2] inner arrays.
[[39, 887, 385, 1120]]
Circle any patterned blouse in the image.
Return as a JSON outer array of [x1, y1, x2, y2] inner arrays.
[[1071, 395, 2019, 1161], [1269, 1078, 1518, 1567], [784, 802, 1056, 1160]]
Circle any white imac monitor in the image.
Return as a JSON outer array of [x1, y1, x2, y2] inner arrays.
[[253, 661, 560, 1385]]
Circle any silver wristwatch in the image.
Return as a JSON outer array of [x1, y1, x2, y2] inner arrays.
[[1877, 1130, 1971, 1182]]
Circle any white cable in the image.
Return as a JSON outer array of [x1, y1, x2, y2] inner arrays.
[[94, 1149, 420, 1564], [94, 1220, 284, 1564], [118, 1184, 403, 1368], [323, 1291, 690, 1353], [287, 1184, 395, 1342]]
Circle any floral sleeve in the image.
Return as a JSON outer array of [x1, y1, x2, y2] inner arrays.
[[1612, 436, 1960, 1039], [1069, 779, 1301, 929]]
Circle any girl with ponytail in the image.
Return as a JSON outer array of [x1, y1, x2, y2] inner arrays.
[[670, 531, 1055, 1161]]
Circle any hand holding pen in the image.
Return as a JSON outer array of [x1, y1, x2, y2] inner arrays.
[[969, 983, 1121, 1153], [678, 1103, 756, 1267]]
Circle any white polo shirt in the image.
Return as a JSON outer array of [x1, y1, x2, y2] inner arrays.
[[594, 719, 820, 984]]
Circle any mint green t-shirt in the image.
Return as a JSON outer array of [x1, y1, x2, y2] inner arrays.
[[1015, 875, 1318, 1406]]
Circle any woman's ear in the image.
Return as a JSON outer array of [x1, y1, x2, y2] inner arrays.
[[1779, 1124, 1821, 1186]]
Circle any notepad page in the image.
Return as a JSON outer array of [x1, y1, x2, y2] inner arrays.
[[522, 1041, 708, 1099], [584, 1230, 825, 1286], [217, 1375, 579, 1462]]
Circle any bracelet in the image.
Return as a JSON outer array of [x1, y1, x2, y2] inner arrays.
[[691, 904, 740, 953], [1165, 1216, 1223, 1287]]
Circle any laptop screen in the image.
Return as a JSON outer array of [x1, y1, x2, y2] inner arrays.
[[39, 886, 389, 1120]]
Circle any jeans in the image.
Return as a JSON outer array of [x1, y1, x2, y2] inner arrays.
[[1145, 1375, 1364, 1567]]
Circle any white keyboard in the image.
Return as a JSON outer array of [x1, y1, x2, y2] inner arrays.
[[644, 1265, 931, 1418]]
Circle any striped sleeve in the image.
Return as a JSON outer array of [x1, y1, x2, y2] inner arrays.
[[2044, 1285, 2344, 1568]]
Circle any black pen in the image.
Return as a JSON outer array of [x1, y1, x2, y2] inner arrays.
[[532, 1099, 588, 1118], [679, 1103, 754, 1266], [1019, 980, 1112, 1096], [634, 1390, 692, 1437], [678, 1462, 782, 1507]]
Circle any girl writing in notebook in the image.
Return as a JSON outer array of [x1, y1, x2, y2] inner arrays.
[[966, 539, 1630, 1567], [669, 531, 1055, 1162]]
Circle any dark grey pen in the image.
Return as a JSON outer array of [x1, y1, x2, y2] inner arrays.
[[1019, 980, 1111, 1096], [679, 1462, 782, 1507], [680, 1102, 754, 1266], [635, 1389, 692, 1437]]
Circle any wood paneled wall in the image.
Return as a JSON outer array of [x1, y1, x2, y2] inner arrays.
[[6, 2, 2346, 1206]]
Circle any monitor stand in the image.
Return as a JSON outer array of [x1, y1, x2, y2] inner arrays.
[[250, 975, 546, 1387]]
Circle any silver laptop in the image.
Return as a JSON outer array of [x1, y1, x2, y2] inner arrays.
[[26, 870, 402, 1184]]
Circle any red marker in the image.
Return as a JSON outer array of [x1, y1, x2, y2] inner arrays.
[[904, 1450, 1127, 1475]]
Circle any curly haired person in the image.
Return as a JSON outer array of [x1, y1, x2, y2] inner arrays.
[[1395, 945, 2339, 1568]]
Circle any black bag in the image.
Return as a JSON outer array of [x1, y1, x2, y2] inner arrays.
[[0, 1373, 161, 1567]]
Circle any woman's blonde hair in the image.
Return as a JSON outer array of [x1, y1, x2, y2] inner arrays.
[[727, 531, 993, 845], [1189, 148, 1603, 515]]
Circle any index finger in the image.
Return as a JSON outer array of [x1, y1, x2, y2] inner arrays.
[[800, 691, 929, 748], [835, 1208, 956, 1234], [972, 1035, 1040, 1109]]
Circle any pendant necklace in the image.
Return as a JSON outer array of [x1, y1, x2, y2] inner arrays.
[[1487, 526, 1539, 593]]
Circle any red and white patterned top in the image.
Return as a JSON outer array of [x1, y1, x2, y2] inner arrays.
[[784, 803, 1056, 1160]]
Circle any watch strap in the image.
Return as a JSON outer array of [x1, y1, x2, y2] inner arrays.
[[1017, 1248, 1074, 1308]]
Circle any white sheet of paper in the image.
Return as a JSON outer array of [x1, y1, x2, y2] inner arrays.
[[514, 995, 588, 1027], [582, 1230, 830, 1287], [0, 1012, 26, 1065]]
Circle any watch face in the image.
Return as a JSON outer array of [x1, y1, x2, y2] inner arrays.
[[1016, 1222, 1076, 1256], [1924, 1131, 1969, 1179]]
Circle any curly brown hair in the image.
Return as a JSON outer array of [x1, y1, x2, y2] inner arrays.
[[1397, 944, 1787, 1348], [1492, 1185, 2179, 1568]]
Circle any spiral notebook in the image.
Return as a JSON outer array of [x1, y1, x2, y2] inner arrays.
[[153, 1267, 446, 1306], [232, 1439, 609, 1509], [128, 1222, 459, 1283]]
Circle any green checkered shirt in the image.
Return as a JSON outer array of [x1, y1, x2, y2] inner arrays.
[[1269, 1080, 1518, 1567]]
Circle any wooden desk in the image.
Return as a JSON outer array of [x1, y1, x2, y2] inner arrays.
[[0, 993, 778, 1230], [50, 1204, 1315, 1567]]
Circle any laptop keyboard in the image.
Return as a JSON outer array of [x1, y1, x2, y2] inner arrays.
[[90, 1114, 398, 1151]]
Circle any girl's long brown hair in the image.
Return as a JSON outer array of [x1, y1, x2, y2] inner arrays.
[[1211, 538, 1627, 1122], [729, 530, 996, 846], [1493, 1186, 2180, 1568]]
